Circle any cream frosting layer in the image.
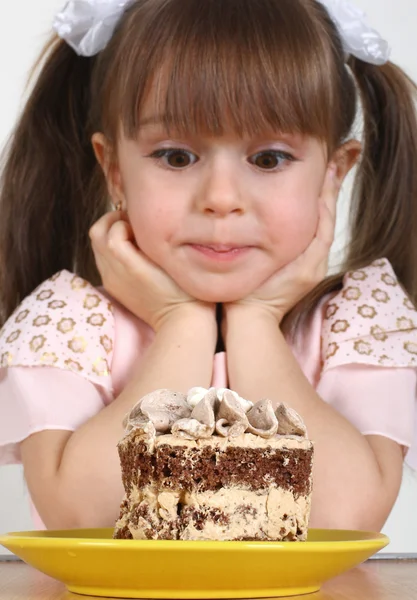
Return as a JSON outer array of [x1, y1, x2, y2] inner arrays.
[[118, 431, 313, 453], [155, 432, 312, 450], [117, 484, 311, 541]]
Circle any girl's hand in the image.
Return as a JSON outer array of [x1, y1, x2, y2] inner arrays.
[[224, 165, 339, 325], [90, 210, 214, 331]]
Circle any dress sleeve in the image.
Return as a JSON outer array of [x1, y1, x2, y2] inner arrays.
[[318, 258, 417, 470], [0, 270, 115, 466]]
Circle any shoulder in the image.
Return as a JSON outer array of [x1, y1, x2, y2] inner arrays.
[[321, 258, 417, 371], [0, 270, 115, 390]]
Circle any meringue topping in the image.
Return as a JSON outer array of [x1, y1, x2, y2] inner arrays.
[[123, 387, 308, 440]]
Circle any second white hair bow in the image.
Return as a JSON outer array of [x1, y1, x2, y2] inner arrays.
[[319, 0, 390, 65], [53, 0, 391, 64], [53, 0, 136, 57]]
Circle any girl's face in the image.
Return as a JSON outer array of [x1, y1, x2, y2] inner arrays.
[[95, 112, 355, 303]]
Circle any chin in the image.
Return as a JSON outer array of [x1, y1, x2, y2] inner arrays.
[[177, 276, 261, 304]]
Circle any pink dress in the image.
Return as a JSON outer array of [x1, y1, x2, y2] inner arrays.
[[0, 258, 416, 530]]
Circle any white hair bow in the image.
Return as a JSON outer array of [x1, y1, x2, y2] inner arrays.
[[319, 0, 390, 65], [53, 0, 135, 57], [53, 0, 390, 64]]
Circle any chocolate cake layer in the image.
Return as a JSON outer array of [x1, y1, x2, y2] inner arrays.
[[118, 433, 313, 496], [156, 445, 312, 495], [118, 434, 153, 494]]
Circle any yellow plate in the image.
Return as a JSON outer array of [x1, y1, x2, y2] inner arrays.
[[0, 528, 388, 598]]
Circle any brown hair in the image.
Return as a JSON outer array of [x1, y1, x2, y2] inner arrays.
[[1, 0, 417, 329]]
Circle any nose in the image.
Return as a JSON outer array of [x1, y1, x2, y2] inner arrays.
[[195, 158, 245, 217]]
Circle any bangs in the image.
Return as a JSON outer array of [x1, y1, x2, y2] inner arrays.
[[100, 0, 343, 145]]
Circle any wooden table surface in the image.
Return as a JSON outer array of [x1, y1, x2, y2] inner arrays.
[[0, 559, 416, 600]]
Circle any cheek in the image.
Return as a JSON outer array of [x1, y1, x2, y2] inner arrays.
[[128, 201, 161, 236], [266, 190, 320, 262], [126, 195, 188, 274], [123, 176, 176, 251], [128, 205, 171, 265]]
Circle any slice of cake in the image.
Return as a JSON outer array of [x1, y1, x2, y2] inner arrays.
[[114, 388, 313, 541]]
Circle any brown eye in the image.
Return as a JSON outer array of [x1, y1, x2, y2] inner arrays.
[[148, 148, 197, 169], [251, 151, 294, 170], [166, 151, 192, 168]]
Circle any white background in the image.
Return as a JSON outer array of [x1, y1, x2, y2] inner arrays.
[[0, 0, 416, 555]]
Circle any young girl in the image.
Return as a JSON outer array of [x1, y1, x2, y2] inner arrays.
[[0, 0, 416, 533]]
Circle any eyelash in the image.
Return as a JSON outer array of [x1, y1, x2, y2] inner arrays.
[[146, 148, 297, 171]]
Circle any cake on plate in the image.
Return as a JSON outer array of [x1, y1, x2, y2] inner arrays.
[[114, 387, 313, 541]]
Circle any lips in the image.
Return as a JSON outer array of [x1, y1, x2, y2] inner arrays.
[[188, 241, 252, 251], [200, 244, 246, 252], [187, 243, 252, 263]]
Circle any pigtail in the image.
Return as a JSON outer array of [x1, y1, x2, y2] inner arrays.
[[346, 57, 417, 303], [282, 58, 417, 338], [0, 35, 105, 326]]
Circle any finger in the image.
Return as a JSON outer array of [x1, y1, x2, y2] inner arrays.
[[321, 164, 340, 216], [105, 219, 162, 277], [107, 219, 135, 246], [297, 168, 338, 274], [106, 220, 141, 267], [316, 166, 339, 247], [89, 209, 129, 246]]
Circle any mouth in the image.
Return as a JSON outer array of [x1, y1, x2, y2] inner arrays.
[[188, 243, 253, 262]]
